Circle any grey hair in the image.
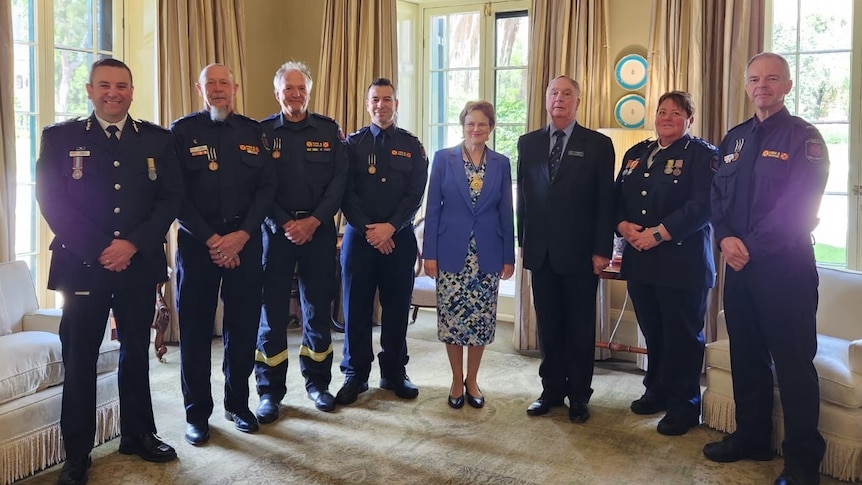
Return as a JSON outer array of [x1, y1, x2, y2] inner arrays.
[[273, 61, 313, 92]]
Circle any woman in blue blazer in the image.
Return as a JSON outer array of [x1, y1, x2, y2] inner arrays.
[[423, 101, 515, 409]]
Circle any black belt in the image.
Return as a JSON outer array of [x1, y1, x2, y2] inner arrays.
[[210, 214, 245, 232], [290, 210, 311, 219]]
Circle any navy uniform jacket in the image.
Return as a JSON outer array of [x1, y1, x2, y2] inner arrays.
[[342, 125, 428, 232], [614, 134, 717, 289], [170, 111, 275, 240], [711, 107, 829, 261], [516, 123, 615, 274], [35, 114, 183, 291], [259, 112, 347, 228]]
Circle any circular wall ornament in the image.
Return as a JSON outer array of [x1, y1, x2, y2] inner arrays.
[[615, 94, 646, 129], [615, 54, 648, 90]]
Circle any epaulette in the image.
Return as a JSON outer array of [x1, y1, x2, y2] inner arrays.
[[259, 113, 279, 123], [690, 136, 717, 152], [395, 126, 420, 140], [310, 112, 336, 123], [134, 118, 170, 134], [170, 111, 201, 127], [347, 127, 367, 138], [231, 112, 259, 125], [725, 118, 752, 136]]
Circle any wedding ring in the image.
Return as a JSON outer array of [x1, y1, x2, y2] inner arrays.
[[106, 259, 111, 264]]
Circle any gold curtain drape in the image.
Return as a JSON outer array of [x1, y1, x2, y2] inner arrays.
[[0, 1, 16, 263], [515, 0, 612, 351], [157, 0, 247, 341], [313, 0, 398, 135], [645, 0, 764, 343]]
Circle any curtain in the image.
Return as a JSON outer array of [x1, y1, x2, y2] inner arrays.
[[157, 0, 247, 341], [515, 0, 612, 351], [0, 1, 16, 263], [645, 0, 764, 343], [313, 0, 398, 135]]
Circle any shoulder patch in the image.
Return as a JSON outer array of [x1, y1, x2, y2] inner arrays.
[[805, 138, 826, 164]]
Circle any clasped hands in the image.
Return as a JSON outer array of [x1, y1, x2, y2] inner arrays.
[[366, 222, 396, 254], [98, 239, 137, 272], [283, 216, 320, 245], [423, 260, 515, 280], [207, 230, 250, 269], [617, 221, 667, 253]]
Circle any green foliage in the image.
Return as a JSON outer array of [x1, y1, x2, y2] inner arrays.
[[815, 242, 846, 265]]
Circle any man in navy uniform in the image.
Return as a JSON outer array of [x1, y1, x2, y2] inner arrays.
[[704, 52, 829, 485], [336, 78, 428, 405], [36, 58, 182, 485], [517, 76, 615, 424], [255, 61, 348, 421], [171, 63, 275, 445]]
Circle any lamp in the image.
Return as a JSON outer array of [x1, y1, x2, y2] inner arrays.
[[597, 128, 655, 174]]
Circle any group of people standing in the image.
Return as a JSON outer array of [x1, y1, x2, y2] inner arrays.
[[36, 50, 828, 485]]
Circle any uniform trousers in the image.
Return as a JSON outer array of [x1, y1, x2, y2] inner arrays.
[[626, 281, 707, 417], [60, 286, 156, 460], [724, 246, 825, 471], [256, 222, 337, 398], [340, 223, 416, 381], [530, 256, 598, 403], [176, 229, 263, 423]]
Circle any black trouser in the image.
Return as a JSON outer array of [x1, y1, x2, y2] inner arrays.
[[256, 222, 337, 399], [340, 223, 416, 381], [627, 281, 708, 418], [530, 257, 598, 403], [723, 246, 825, 472], [60, 286, 156, 460], [176, 229, 263, 423]]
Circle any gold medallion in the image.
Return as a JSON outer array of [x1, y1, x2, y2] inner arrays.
[[208, 161, 219, 171], [469, 176, 483, 191], [368, 165, 377, 175], [664, 168, 673, 175], [72, 169, 83, 180], [272, 150, 281, 159]]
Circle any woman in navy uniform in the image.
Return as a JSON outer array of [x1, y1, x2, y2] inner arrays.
[[171, 64, 275, 445], [36, 58, 182, 485], [614, 91, 717, 436], [336, 78, 429, 405], [704, 53, 829, 485]]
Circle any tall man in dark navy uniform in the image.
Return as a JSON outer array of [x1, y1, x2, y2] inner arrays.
[[704, 52, 829, 485], [171, 63, 275, 445], [517, 76, 615, 424], [335, 78, 429, 405], [36, 58, 181, 485], [254, 61, 348, 421]]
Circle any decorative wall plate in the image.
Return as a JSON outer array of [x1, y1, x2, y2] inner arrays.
[[615, 54, 648, 90], [615, 94, 646, 129]]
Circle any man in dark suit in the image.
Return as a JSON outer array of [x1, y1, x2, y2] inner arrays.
[[36, 58, 182, 485], [516, 75, 615, 423]]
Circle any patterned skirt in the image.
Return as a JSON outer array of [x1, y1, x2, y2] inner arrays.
[[436, 234, 500, 346]]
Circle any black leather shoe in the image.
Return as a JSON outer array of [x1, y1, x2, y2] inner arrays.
[[184, 422, 210, 445], [465, 380, 485, 409], [379, 376, 419, 399], [656, 413, 700, 436], [308, 389, 336, 412], [568, 401, 591, 423], [703, 433, 773, 463], [335, 378, 369, 405], [58, 455, 91, 485], [526, 395, 564, 416], [448, 383, 464, 409], [118, 432, 177, 462], [256, 398, 281, 424], [225, 409, 259, 433], [630, 393, 667, 415], [773, 467, 821, 485]]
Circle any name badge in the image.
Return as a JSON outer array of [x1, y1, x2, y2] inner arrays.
[[189, 145, 208, 156], [569, 150, 584, 157], [69, 150, 91, 157]]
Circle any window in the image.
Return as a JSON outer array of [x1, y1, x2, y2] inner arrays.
[[12, 0, 122, 305], [423, 2, 529, 180], [769, 0, 857, 267]]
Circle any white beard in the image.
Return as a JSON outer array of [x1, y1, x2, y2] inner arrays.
[[208, 105, 230, 122]]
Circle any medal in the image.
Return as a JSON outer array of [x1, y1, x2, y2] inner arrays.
[[367, 153, 377, 175], [368, 165, 377, 174], [664, 159, 674, 175], [147, 157, 157, 181], [672, 159, 683, 177], [208, 147, 218, 171], [462, 143, 487, 193], [272, 138, 281, 159], [72, 169, 83, 180], [469, 175, 483, 191], [71, 154, 84, 180], [272, 150, 281, 159], [672, 169, 681, 176]]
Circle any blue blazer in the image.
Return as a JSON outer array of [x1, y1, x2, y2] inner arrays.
[[423, 145, 515, 274]]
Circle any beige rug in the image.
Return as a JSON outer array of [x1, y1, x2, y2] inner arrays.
[[19, 313, 845, 484]]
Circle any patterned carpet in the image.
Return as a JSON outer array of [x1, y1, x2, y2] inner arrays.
[[19, 313, 844, 485]]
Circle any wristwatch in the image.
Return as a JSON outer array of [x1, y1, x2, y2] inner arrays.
[[652, 229, 663, 243]]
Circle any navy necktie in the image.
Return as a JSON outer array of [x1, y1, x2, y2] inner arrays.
[[548, 130, 565, 181], [106, 125, 120, 146]]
